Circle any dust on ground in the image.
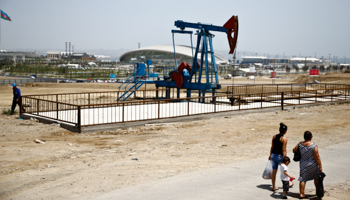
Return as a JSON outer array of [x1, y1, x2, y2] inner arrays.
[[1, 73, 350, 199]]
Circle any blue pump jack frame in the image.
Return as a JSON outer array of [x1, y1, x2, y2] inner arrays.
[[155, 20, 224, 101]]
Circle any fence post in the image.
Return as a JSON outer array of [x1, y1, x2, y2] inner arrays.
[[214, 96, 217, 113], [56, 94, 59, 120], [239, 95, 241, 110], [331, 89, 333, 101], [315, 90, 317, 103], [281, 92, 284, 110], [37, 99, 39, 114], [88, 93, 91, 108], [77, 106, 81, 133], [19, 96, 23, 115], [158, 100, 161, 119], [122, 103, 125, 122], [188, 99, 190, 116]]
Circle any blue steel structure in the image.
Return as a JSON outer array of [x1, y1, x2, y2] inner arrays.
[[155, 15, 239, 100], [117, 61, 156, 101]]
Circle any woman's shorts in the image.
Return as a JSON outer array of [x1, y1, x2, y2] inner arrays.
[[271, 153, 284, 170]]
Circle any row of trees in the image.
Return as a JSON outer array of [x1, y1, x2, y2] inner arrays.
[[0, 61, 131, 80]]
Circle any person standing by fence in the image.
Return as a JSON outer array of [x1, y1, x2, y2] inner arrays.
[[11, 83, 25, 115]]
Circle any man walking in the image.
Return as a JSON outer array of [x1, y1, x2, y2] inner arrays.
[[11, 83, 25, 115]]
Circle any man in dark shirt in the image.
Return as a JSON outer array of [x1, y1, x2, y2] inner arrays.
[[11, 83, 25, 115]]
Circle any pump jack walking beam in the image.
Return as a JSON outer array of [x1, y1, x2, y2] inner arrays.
[[174, 15, 239, 54]]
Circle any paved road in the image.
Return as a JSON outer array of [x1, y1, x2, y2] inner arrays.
[[87, 141, 350, 200]]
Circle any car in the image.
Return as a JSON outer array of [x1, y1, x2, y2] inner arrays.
[[30, 75, 36, 79], [224, 74, 232, 79]]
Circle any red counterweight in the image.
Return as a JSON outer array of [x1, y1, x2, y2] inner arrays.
[[171, 62, 200, 88], [223, 15, 239, 54]]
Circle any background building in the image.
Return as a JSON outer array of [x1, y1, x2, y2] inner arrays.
[[47, 51, 61, 60], [119, 45, 229, 66], [0, 51, 42, 62], [240, 56, 332, 68]]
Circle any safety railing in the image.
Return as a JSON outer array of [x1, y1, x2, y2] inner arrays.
[[21, 85, 350, 132], [227, 83, 350, 95], [0, 78, 57, 85], [23, 88, 169, 105]]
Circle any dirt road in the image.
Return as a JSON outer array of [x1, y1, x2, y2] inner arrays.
[[1, 74, 350, 199]]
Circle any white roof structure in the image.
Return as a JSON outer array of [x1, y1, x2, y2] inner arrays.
[[290, 57, 321, 62], [120, 45, 229, 65], [242, 56, 267, 59]]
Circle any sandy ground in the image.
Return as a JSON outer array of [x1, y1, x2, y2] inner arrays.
[[1, 73, 350, 199]]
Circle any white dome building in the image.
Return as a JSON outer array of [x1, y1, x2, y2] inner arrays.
[[120, 45, 229, 65]]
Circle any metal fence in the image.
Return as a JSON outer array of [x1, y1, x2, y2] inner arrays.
[[0, 78, 57, 85], [21, 84, 350, 132], [227, 83, 350, 96]]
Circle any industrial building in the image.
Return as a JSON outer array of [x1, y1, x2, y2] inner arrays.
[[0, 51, 43, 62], [46, 51, 61, 60]]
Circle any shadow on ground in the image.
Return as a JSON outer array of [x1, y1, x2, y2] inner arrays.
[[256, 184, 320, 199]]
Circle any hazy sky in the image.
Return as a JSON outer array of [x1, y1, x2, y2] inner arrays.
[[0, 0, 349, 59]]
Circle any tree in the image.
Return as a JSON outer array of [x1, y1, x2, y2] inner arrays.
[[332, 65, 339, 72], [320, 65, 325, 72], [286, 66, 291, 73], [302, 65, 308, 73], [312, 65, 317, 69]]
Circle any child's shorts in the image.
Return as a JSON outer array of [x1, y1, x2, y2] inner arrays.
[[282, 180, 289, 192]]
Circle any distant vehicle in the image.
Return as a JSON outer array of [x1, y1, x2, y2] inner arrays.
[[224, 74, 232, 79], [60, 79, 73, 83], [30, 75, 36, 79], [76, 80, 85, 83]]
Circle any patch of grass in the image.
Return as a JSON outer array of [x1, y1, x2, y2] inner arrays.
[[2, 109, 16, 115]]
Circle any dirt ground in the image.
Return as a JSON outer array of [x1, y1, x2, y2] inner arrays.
[[1, 73, 350, 199]]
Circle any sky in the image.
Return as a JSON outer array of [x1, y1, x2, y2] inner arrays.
[[0, 0, 349, 61]]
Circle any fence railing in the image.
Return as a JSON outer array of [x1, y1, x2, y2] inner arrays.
[[227, 83, 350, 95], [0, 78, 57, 85], [21, 84, 350, 132]]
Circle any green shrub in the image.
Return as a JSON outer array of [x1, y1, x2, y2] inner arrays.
[[2, 109, 16, 115]]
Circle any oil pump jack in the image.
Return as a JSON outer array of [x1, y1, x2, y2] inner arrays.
[[154, 15, 239, 99]]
